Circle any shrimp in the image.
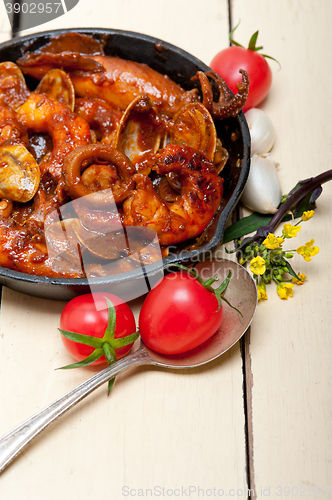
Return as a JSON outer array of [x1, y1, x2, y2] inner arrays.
[[74, 97, 122, 145], [0, 103, 26, 145], [123, 144, 223, 245], [16, 93, 92, 181], [0, 215, 84, 278]]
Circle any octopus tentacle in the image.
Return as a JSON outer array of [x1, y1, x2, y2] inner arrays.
[[123, 144, 223, 246], [193, 69, 249, 119]]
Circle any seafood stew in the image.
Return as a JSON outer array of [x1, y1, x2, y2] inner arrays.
[[0, 29, 250, 300]]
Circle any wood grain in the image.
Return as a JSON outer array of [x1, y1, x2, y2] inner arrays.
[[0, 0, 11, 42], [0, 1, 249, 498], [231, 0, 332, 495]]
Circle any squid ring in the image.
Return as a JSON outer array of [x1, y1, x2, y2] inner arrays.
[[62, 144, 136, 206]]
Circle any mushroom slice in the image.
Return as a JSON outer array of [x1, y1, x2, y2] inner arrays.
[[0, 198, 13, 217], [36, 69, 75, 111], [164, 102, 217, 161], [114, 94, 163, 164], [0, 144, 40, 202], [0, 61, 30, 110]]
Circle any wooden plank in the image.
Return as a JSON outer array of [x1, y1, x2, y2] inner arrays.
[[0, 2, 249, 497], [0, 0, 12, 43], [230, 0, 332, 495]]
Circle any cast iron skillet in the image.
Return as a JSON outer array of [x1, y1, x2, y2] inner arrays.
[[0, 28, 250, 301]]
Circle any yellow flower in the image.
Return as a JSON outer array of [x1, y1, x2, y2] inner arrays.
[[282, 223, 301, 238], [249, 256, 266, 275], [277, 283, 294, 300], [263, 233, 284, 250], [291, 273, 307, 285], [302, 210, 314, 221], [257, 283, 268, 301], [296, 239, 319, 262]]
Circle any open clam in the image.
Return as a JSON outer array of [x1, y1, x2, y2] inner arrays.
[[0, 144, 40, 202], [213, 138, 229, 174], [44, 217, 83, 275], [163, 102, 217, 161], [73, 221, 126, 261], [71, 213, 160, 264], [114, 94, 163, 164], [35, 69, 75, 111], [0, 62, 30, 110]]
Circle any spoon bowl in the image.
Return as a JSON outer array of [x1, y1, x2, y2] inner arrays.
[[0, 258, 257, 473], [143, 258, 257, 368]]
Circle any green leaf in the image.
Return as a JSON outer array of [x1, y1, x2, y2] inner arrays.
[[58, 348, 104, 369], [284, 261, 300, 281], [223, 213, 273, 243], [58, 328, 102, 348], [103, 297, 117, 343], [203, 276, 219, 287], [230, 40, 243, 48], [215, 291, 243, 316], [215, 271, 232, 295], [212, 271, 242, 315], [112, 331, 140, 349], [229, 20, 244, 47], [108, 377, 116, 396], [248, 31, 259, 51], [293, 189, 321, 218], [260, 53, 281, 69]]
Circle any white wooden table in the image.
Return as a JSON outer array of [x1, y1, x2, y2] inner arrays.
[[0, 1, 331, 498]]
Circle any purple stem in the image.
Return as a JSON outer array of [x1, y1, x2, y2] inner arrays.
[[253, 169, 332, 243]]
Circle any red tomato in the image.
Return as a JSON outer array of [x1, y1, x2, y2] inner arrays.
[[139, 272, 223, 355], [210, 46, 272, 112], [60, 292, 137, 366]]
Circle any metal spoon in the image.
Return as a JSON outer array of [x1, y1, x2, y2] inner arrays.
[[0, 258, 257, 473]]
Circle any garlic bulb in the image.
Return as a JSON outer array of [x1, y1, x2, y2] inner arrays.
[[241, 154, 282, 214], [245, 108, 275, 156]]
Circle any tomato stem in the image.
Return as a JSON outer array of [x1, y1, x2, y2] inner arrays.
[[203, 275, 219, 287], [103, 298, 117, 343], [163, 264, 242, 315], [229, 21, 280, 68], [58, 297, 139, 396], [103, 343, 116, 365]]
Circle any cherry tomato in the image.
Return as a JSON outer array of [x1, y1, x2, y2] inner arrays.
[[60, 292, 137, 366], [139, 271, 223, 355], [210, 46, 272, 112]]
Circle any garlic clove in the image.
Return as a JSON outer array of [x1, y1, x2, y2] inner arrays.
[[245, 108, 275, 156], [241, 154, 282, 214]]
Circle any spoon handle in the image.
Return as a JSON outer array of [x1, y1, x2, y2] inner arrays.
[[0, 347, 150, 474]]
